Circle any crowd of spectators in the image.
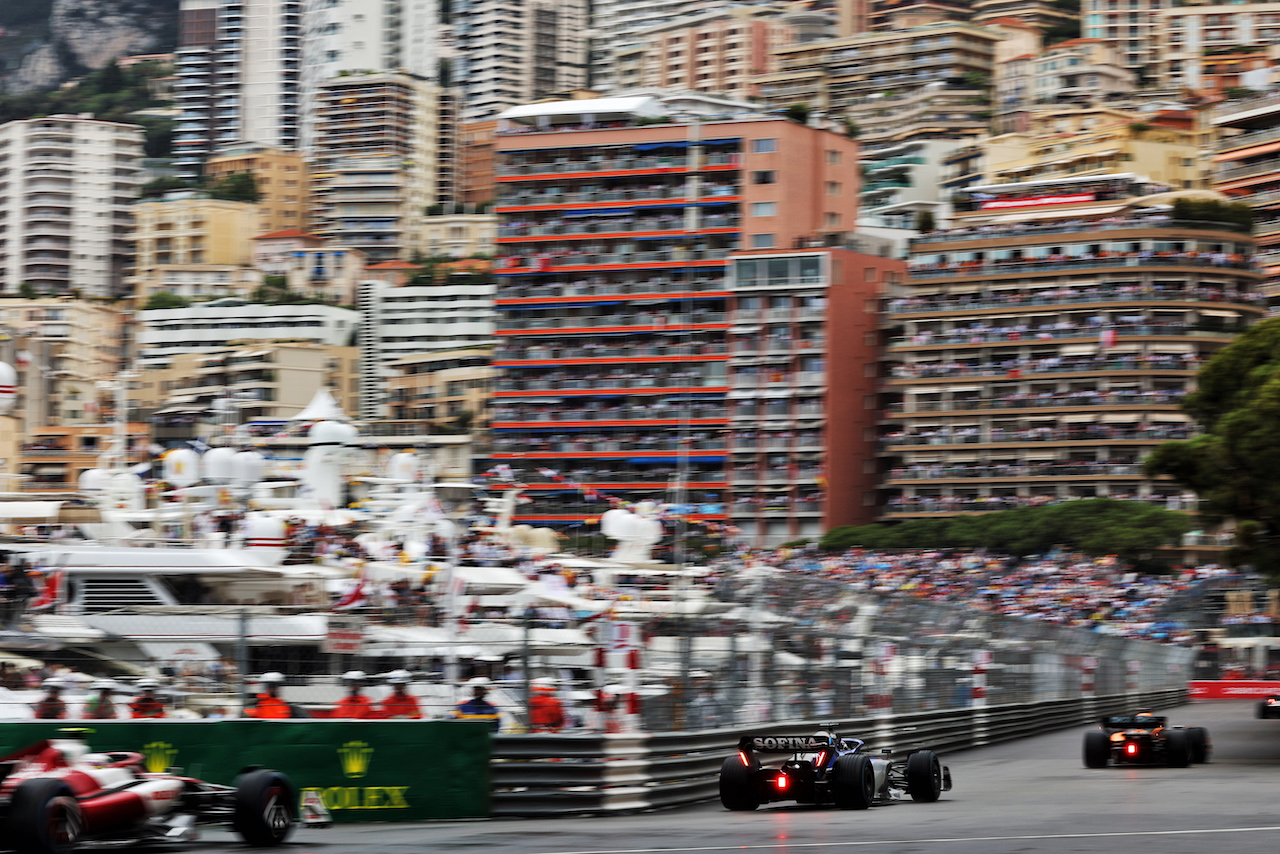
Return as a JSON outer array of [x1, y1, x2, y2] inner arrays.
[[716, 546, 1232, 644]]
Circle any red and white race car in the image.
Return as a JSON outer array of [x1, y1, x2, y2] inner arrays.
[[0, 729, 330, 854]]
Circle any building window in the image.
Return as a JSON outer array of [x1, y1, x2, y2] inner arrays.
[[752, 138, 778, 153], [752, 170, 776, 184], [825, 181, 842, 195], [825, 212, 841, 227], [825, 150, 842, 164], [751, 201, 777, 216], [751, 233, 776, 249]]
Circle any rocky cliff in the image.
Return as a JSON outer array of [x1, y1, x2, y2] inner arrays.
[[0, 0, 179, 95]]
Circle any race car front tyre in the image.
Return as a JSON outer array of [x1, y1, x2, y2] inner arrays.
[[8, 778, 82, 854], [233, 769, 297, 846], [1083, 731, 1109, 768], [1165, 729, 1192, 768], [719, 757, 760, 811], [1187, 727, 1211, 764], [832, 753, 875, 810], [905, 751, 943, 802]]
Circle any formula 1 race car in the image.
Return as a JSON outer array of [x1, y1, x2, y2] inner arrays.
[[1257, 696, 1280, 719], [1082, 711, 1210, 768], [0, 729, 330, 854], [719, 729, 953, 811]]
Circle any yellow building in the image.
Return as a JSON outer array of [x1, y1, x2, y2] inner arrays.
[[977, 106, 1206, 191], [204, 144, 309, 235], [129, 192, 259, 304]]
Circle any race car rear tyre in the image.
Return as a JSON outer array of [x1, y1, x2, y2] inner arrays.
[[719, 757, 760, 811], [1083, 731, 1109, 768], [1259, 702, 1270, 719], [1165, 729, 1192, 768], [9, 778, 82, 854], [831, 753, 875, 810], [1187, 727, 1211, 764], [233, 769, 297, 846], [906, 750, 943, 802]]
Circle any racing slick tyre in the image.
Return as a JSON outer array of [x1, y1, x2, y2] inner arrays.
[[9, 778, 82, 854], [831, 753, 875, 810], [233, 769, 297, 846], [905, 750, 944, 802], [1165, 729, 1192, 768], [1083, 731, 1110, 768], [1259, 702, 1270, 720], [1187, 727, 1211, 764], [719, 757, 760, 811]]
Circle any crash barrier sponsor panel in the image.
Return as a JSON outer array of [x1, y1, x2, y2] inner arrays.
[[490, 687, 1186, 816], [0, 721, 490, 822], [1189, 680, 1280, 699]]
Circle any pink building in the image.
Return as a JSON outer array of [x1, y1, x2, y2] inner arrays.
[[490, 94, 883, 544], [627, 14, 794, 101]]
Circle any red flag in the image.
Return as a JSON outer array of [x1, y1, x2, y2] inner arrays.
[[29, 570, 64, 612], [333, 563, 368, 610], [1099, 328, 1117, 349]]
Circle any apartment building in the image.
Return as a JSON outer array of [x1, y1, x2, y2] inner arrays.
[[0, 299, 127, 437], [387, 348, 496, 432], [356, 280, 497, 419], [886, 175, 1262, 516], [252, 229, 369, 304], [588, 0, 711, 92], [754, 22, 998, 147], [1213, 93, 1280, 299], [1154, 1, 1280, 92], [978, 106, 1205, 191], [0, 115, 143, 298], [148, 341, 361, 429], [460, 119, 499, 206], [1080, 0, 1170, 75], [309, 71, 448, 262], [420, 211, 497, 258], [136, 298, 358, 368], [616, 8, 794, 101], [203, 143, 309, 234], [300, 0, 442, 153], [453, 0, 588, 120], [173, 0, 303, 179], [489, 94, 881, 538], [129, 192, 259, 304]]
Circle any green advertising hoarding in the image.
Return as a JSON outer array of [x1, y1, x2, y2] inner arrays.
[[0, 721, 490, 822]]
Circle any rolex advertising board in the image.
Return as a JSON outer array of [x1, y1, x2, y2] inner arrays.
[[0, 721, 491, 822]]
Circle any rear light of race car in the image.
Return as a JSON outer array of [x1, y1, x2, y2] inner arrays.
[[775, 774, 789, 791], [1125, 742, 1138, 756]]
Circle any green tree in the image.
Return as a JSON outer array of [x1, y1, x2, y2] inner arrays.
[[1146, 318, 1280, 573], [140, 176, 195, 198], [143, 291, 191, 310], [783, 103, 812, 125], [206, 172, 260, 203], [821, 499, 1189, 565], [17, 282, 37, 299]]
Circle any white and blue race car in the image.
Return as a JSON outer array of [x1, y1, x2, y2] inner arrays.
[[719, 729, 953, 811]]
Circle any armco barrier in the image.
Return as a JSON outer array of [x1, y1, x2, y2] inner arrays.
[[0, 720, 490, 822], [490, 688, 1186, 817]]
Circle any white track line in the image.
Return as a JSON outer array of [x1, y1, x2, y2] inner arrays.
[[536, 825, 1280, 854]]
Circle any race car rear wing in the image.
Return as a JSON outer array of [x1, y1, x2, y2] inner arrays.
[[737, 734, 833, 753], [1102, 715, 1167, 728]]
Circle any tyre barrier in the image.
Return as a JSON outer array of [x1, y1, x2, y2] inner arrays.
[[490, 687, 1186, 817]]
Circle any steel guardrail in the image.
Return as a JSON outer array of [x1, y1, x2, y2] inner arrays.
[[489, 688, 1185, 816]]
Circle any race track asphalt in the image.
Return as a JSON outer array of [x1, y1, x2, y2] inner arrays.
[[182, 700, 1280, 854]]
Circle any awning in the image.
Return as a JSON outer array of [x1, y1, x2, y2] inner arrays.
[[945, 385, 982, 393], [1060, 345, 1098, 355], [1198, 309, 1238, 318], [727, 389, 760, 399], [451, 565, 530, 595], [0, 502, 63, 521], [1149, 413, 1191, 423], [1059, 414, 1098, 423], [137, 641, 221, 663], [978, 204, 1129, 223], [1100, 413, 1140, 423]]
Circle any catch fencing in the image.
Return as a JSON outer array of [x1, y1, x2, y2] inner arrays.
[[490, 687, 1187, 817]]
